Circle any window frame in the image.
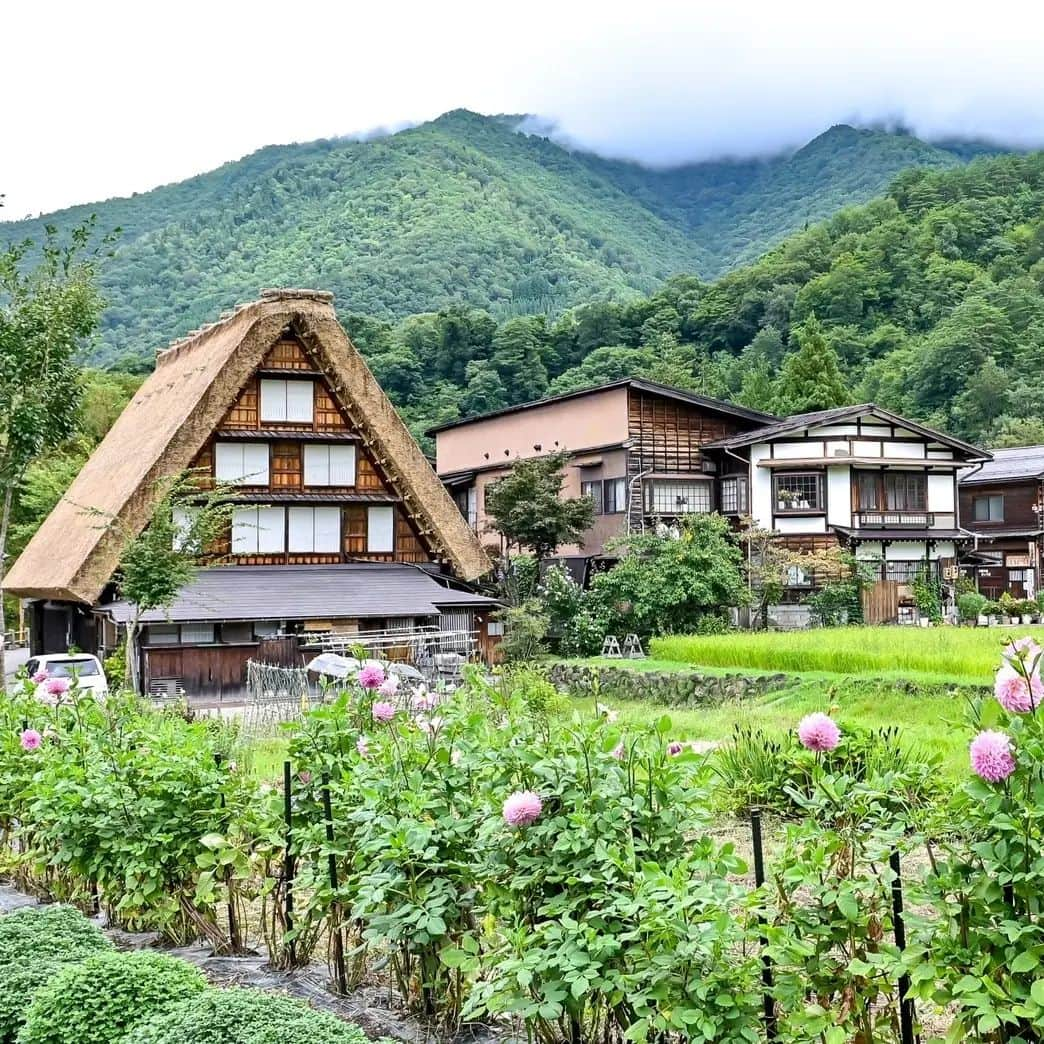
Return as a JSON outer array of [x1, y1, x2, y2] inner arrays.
[[287, 505, 341, 553], [259, 378, 314, 424], [302, 443, 356, 487], [214, 442, 270, 486], [719, 475, 748, 515], [972, 493, 1005, 523], [773, 471, 825, 515], [367, 505, 396, 553], [581, 479, 604, 514], [603, 477, 627, 515], [231, 506, 286, 555], [643, 478, 713, 516]]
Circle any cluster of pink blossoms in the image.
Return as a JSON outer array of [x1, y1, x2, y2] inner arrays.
[[503, 790, 542, 827], [797, 712, 841, 752], [970, 730, 1016, 783], [371, 700, 396, 723], [20, 729, 42, 752], [358, 664, 386, 690]]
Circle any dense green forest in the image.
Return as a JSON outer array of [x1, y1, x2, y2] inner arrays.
[[0, 111, 977, 368]]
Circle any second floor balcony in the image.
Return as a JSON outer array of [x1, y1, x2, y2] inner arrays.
[[856, 510, 935, 529]]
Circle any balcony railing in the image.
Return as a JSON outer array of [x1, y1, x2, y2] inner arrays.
[[857, 511, 935, 529]]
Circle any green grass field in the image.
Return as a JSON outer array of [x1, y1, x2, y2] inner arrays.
[[651, 626, 1037, 684]]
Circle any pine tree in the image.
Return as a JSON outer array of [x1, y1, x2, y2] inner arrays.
[[773, 316, 851, 414]]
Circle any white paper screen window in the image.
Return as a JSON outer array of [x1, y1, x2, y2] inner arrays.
[[367, 506, 395, 553], [172, 507, 197, 551], [288, 507, 340, 552], [259, 379, 314, 423], [303, 444, 356, 486], [215, 442, 269, 485], [181, 623, 215, 644], [231, 506, 286, 554]]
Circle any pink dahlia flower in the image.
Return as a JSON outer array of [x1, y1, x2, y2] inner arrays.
[[412, 690, 437, 712], [31, 670, 49, 684], [994, 664, 1044, 713], [356, 735, 370, 758], [970, 730, 1017, 783], [371, 700, 396, 723], [797, 713, 841, 752], [358, 664, 385, 690], [298, 770, 312, 785], [667, 741, 685, 756], [378, 674, 400, 698], [20, 729, 42, 752], [503, 790, 543, 827], [45, 677, 70, 696], [610, 741, 626, 761]]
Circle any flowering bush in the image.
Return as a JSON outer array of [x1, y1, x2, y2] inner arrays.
[[907, 636, 1044, 1040]]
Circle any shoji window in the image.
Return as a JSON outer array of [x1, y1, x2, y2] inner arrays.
[[259, 379, 314, 423], [214, 442, 269, 485], [231, 506, 285, 554], [367, 506, 395, 553], [288, 506, 341, 553], [171, 506, 198, 550], [303, 444, 356, 486]]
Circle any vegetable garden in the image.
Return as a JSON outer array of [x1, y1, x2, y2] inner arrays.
[[3, 647, 1044, 1043]]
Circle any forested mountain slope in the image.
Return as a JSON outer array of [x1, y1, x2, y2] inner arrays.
[[1, 111, 968, 367]]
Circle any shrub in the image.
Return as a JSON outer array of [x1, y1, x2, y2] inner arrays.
[[957, 591, 989, 622], [126, 988, 369, 1044], [18, 951, 207, 1044], [0, 905, 112, 1044]]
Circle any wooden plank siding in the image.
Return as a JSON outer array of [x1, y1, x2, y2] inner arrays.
[[624, 387, 752, 531]]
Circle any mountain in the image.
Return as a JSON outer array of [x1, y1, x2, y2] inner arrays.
[[1, 111, 978, 366]]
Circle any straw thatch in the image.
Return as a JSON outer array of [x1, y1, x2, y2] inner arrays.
[[4, 290, 490, 603]]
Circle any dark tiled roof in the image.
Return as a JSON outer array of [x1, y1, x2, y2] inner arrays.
[[99, 564, 498, 624], [426, 378, 775, 436], [961, 446, 1044, 485], [704, 403, 989, 460], [833, 526, 973, 542]]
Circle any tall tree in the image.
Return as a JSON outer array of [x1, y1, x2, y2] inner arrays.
[[773, 315, 851, 414], [0, 221, 105, 688], [484, 449, 594, 562]]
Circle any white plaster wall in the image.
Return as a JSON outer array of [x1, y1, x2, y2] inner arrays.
[[882, 443, 926, 459], [774, 515, 827, 534], [852, 440, 882, 456], [927, 450, 955, 460], [928, 474, 955, 512], [774, 442, 821, 459], [750, 445, 773, 527], [815, 424, 861, 436], [827, 466, 852, 527], [856, 541, 884, 560]]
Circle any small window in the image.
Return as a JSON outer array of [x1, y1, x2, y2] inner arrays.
[[645, 479, 712, 515], [288, 506, 341, 552], [774, 473, 823, 513], [259, 379, 314, 423], [720, 476, 748, 515], [603, 478, 627, 514], [785, 565, 812, 588], [221, 622, 254, 644], [885, 472, 927, 511], [180, 623, 215, 644], [487, 620, 506, 636], [231, 506, 286, 554], [581, 479, 603, 514], [147, 624, 180, 646], [172, 506, 199, 551], [215, 442, 269, 485], [973, 494, 1004, 522], [303, 444, 356, 486], [254, 621, 280, 638], [367, 506, 395, 553]]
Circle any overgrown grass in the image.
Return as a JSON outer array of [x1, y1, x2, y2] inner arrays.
[[651, 626, 1037, 684]]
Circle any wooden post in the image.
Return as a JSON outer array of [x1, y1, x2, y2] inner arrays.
[[321, 773, 348, 994], [213, 753, 242, 954], [750, 808, 778, 1041], [889, 849, 916, 1044], [282, 761, 296, 966]]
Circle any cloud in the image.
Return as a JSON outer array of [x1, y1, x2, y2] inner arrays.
[[4, 0, 1044, 217]]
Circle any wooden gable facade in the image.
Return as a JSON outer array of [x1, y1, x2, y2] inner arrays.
[[192, 334, 433, 567]]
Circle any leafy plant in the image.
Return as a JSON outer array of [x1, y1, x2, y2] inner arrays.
[[18, 951, 206, 1044], [126, 987, 370, 1044], [957, 591, 989, 623]]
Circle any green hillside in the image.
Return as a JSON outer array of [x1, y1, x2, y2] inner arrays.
[[0, 111, 965, 367]]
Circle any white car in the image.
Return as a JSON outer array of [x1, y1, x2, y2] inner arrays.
[[24, 653, 109, 699]]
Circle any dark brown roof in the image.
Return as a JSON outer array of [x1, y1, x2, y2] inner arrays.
[[98, 564, 498, 624], [704, 403, 990, 460], [833, 526, 974, 542], [426, 378, 776, 436]]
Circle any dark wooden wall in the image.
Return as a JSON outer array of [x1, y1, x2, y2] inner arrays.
[[959, 479, 1040, 529]]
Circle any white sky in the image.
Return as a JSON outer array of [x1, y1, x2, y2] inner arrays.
[[5, 0, 1044, 219]]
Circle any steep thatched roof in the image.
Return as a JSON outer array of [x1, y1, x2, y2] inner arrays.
[[4, 290, 490, 603]]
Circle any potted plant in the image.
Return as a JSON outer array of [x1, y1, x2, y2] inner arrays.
[[986, 600, 1001, 626], [999, 592, 1019, 625], [1018, 599, 1037, 625], [957, 591, 989, 627]]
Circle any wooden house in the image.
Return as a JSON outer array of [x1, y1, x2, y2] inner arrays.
[[958, 446, 1044, 600], [3, 290, 497, 700], [702, 405, 990, 623], [430, 378, 774, 579]]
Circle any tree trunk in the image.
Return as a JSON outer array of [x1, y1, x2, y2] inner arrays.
[[124, 611, 140, 693], [0, 484, 14, 694]]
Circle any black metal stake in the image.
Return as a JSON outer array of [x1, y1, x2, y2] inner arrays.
[[751, 807, 778, 1041], [321, 773, 349, 995], [282, 761, 297, 966], [889, 849, 916, 1044]]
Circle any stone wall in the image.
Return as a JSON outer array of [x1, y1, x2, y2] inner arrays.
[[544, 663, 791, 708]]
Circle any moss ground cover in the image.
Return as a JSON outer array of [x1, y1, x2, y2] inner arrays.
[[650, 625, 1044, 683]]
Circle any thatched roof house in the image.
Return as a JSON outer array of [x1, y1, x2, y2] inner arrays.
[[5, 290, 496, 700]]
